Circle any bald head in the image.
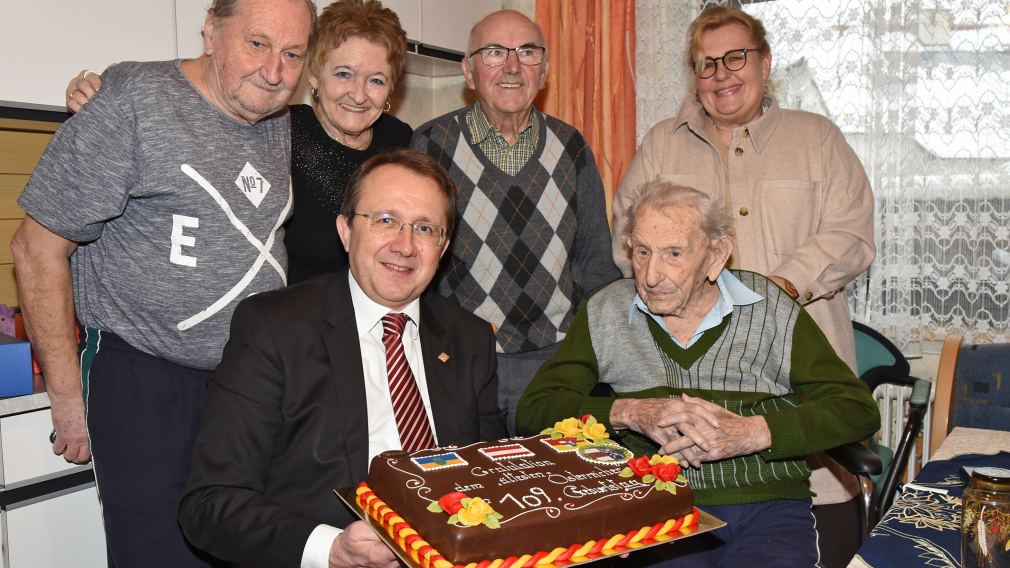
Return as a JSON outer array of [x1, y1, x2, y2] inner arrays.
[[467, 10, 546, 56], [462, 9, 549, 136]]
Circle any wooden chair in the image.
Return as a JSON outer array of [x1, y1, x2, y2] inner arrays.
[[929, 334, 963, 457], [929, 335, 1010, 458]]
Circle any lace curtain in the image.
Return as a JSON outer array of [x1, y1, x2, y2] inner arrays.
[[635, 0, 1010, 353]]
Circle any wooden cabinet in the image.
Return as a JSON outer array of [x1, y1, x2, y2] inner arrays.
[[0, 118, 59, 307]]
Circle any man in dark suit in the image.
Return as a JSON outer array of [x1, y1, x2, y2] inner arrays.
[[179, 149, 507, 568]]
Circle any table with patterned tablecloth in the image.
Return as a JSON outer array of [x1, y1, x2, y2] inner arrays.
[[850, 450, 1010, 568]]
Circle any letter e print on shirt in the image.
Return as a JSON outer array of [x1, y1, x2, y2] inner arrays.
[[170, 214, 199, 267], [235, 162, 271, 207]]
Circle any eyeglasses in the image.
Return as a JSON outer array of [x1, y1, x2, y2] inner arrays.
[[468, 45, 546, 67], [693, 48, 762, 79], [352, 213, 447, 245]]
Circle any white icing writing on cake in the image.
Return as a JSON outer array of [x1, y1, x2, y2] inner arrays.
[[500, 487, 555, 509], [470, 459, 555, 479], [564, 479, 646, 497], [547, 467, 634, 484], [496, 470, 547, 485], [452, 482, 485, 492]]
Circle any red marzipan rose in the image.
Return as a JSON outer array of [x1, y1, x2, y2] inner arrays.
[[628, 456, 653, 477], [580, 413, 594, 424], [653, 462, 681, 482], [438, 492, 467, 514]]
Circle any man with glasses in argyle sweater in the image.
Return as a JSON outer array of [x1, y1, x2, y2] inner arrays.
[[411, 10, 620, 434]]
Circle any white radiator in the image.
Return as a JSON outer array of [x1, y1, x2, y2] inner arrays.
[[871, 382, 934, 483]]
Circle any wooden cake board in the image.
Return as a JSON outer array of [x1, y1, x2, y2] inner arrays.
[[335, 487, 726, 568]]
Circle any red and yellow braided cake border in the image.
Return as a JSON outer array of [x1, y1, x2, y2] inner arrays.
[[355, 482, 700, 568]]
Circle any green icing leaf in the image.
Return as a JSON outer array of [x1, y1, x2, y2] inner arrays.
[[427, 502, 444, 513], [484, 516, 501, 529], [447, 514, 459, 525], [654, 480, 667, 491], [642, 474, 656, 484], [618, 468, 634, 478]]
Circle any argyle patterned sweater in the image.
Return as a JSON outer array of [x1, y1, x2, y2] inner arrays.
[[516, 272, 880, 505], [411, 106, 619, 354]]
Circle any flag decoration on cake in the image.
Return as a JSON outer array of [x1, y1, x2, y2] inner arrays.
[[478, 443, 536, 461], [541, 436, 589, 453], [411, 451, 468, 471]]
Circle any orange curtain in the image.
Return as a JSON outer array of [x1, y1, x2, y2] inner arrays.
[[534, 0, 636, 223]]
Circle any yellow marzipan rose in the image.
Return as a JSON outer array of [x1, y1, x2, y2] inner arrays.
[[555, 418, 582, 437], [582, 422, 610, 441], [457, 498, 493, 526]]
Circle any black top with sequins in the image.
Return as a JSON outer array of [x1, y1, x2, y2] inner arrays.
[[286, 104, 413, 284]]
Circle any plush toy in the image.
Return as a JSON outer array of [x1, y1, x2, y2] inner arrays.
[[0, 304, 15, 337]]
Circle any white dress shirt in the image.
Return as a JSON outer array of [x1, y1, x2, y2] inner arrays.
[[301, 273, 438, 567]]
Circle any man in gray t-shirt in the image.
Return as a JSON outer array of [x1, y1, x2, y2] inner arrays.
[[11, 1, 314, 566]]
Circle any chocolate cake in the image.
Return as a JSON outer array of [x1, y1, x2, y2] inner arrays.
[[357, 417, 697, 568]]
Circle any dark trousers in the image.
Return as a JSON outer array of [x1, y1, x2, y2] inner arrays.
[[497, 343, 561, 435], [625, 498, 819, 568], [82, 328, 220, 567]]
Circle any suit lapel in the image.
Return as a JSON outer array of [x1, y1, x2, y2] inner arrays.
[[419, 297, 463, 444], [322, 273, 371, 483]]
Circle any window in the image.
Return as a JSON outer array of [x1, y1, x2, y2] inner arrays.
[[636, 0, 1010, 352]]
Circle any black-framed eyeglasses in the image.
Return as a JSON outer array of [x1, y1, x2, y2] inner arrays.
[[693, 48, 762, 79], [468, 45, 546, 67], [352, 213, 447, 245]]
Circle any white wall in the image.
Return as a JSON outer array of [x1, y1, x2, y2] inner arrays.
[[0, 0, 179, 110], [0, 0, 506, 125]]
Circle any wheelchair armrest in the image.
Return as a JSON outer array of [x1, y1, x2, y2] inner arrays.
[[826, 441, 883, 477], [909, 378, 931, 408]]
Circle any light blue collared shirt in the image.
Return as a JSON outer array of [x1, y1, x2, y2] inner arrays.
[[630, 269, 763, 348]]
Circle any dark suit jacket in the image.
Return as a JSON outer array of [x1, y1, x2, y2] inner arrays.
[[179, 271, 506, 567]]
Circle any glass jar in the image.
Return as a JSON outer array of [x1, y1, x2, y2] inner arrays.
[[961, 467, 1010, 568]]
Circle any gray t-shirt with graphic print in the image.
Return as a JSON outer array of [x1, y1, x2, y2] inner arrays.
[[20, 60, 291, 370]]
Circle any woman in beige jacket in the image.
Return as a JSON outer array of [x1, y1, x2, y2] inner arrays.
[[611, 7, 875, 566], [613, 10, 874, 374]]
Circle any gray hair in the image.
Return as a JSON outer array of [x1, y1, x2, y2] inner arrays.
[[622, 181, 734, 245], [209, 0, 319, 28]]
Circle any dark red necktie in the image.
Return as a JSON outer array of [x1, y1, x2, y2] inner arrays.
[[381, 313, 436, 452]]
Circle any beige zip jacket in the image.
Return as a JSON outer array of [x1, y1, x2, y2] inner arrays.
[[612, 94, 875, 372]]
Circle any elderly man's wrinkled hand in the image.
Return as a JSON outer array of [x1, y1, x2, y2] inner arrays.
[[609, 397, 722, 451], [659, 395, 772, 463]]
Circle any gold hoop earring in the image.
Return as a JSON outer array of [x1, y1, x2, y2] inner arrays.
[[383, 100, 391, 112]]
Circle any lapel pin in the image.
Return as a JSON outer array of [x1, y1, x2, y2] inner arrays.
[[438, 352, 450, 363]]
